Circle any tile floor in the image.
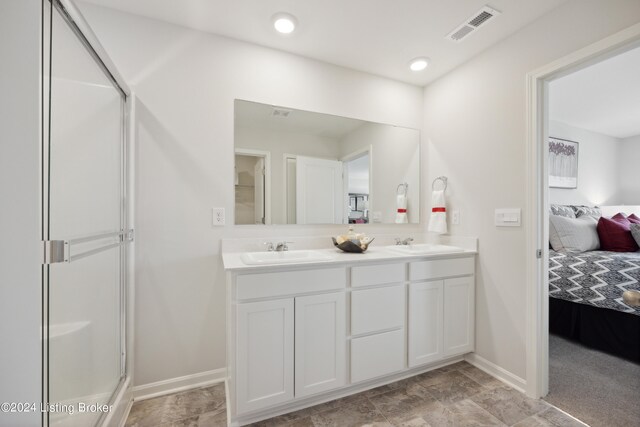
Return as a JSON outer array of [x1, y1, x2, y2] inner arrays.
[[125, 362, 586, 427]]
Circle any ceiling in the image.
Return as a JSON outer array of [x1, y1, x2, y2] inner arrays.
[[550, 46, 640, 139], [81, 0, 567, 86]]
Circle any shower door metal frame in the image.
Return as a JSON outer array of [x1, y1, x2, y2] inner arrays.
[[41, 1, 133, 425]]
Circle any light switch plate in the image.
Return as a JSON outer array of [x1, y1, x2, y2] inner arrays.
[[212, 208, 225, 226], [452, 210, 460, 225], [372, 211, 382, 223], [495, 208, 521, 227]]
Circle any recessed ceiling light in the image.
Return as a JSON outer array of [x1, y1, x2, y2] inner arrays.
[[409, 57, 430, 72], [272, 13, 297, 34]]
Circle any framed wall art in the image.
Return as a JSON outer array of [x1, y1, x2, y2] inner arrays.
[[549, 137, 579, 189]]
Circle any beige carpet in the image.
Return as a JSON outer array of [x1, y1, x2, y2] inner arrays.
[[545, 334, 640, 427]]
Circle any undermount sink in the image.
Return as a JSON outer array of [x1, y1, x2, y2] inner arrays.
[[241, 250, 335, 265], [386, 243, 464, 255]]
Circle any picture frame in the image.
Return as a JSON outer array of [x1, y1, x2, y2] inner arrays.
[[548, 137, 579, 189]]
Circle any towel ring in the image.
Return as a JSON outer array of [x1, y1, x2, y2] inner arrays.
[[432, 176, 448, 191], [397, 183, 408, 195]]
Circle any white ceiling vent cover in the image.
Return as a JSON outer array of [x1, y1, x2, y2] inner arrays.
[[446, 5, 501, 43]]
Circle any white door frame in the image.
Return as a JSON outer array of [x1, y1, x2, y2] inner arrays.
[[235, 148, 272, 225], [525, 22, 640, 399], [283, 153, 297, 224], [341, 146, 373, 224]]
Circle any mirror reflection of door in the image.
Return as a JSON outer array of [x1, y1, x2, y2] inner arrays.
[[343, 150, 371, 224], [295, 156, 343, 224], [235, 151, 269, 225]]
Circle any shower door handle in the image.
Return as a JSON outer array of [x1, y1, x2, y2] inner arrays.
[[42, 229, 134, 264]]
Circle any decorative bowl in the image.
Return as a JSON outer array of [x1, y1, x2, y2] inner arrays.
[[331, 236, 374, 253]]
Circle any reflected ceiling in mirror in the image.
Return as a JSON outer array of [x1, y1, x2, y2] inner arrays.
[[234, 100, 420, 225]]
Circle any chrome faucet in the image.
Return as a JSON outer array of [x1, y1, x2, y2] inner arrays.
[[275, 242, 291, 252], [265, 241, 293, 252], [395, 237, 414, 246]]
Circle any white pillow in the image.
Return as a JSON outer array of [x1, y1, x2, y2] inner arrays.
[[631, 223, 640, 248], [549, 215, 600, 252]]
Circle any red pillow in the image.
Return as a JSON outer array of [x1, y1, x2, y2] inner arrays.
[[627, 213, 640, 224], [597, 215, 639, 252]]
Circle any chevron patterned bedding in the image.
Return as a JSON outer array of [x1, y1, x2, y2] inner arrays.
[[549, 249, 640, 315]]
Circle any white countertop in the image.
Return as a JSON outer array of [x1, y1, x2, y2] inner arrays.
[[222, 245, 477, 272]]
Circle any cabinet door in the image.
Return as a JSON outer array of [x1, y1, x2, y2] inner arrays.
[[443, 276, 475, 356], [408, 281, 443, 367], [295, 292, 346, 397], [236, 299, 294, 414]]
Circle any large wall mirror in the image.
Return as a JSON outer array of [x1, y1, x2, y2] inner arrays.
[[234, 100, 420, 225]]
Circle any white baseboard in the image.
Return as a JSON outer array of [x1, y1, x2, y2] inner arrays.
[[133, 368, 228, 401], [464, 353, 526, 393]]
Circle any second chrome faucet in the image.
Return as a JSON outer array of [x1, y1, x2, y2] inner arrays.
[[265, 241, 294, 252], [395, 237, 414, 246]]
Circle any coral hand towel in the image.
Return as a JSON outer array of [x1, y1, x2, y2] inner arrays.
[[428, 190, 447, 234]]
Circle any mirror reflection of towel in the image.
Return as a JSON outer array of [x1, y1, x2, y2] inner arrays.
[[395, 194, 408, 224], [428, 190, 447, 234]]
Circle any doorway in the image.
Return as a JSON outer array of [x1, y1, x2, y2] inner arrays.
[[234, 149, 271, 225], [526, 21, 640, 418], [342, 147, 372, 224]]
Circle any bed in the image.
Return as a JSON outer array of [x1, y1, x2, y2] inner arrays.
[[549, 249, 640, 362]]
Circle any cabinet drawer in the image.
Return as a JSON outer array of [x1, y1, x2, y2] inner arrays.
[[351, 285, 404, 336], [351, 263, 405, 287], [409, 257, 474, 281], [236, 268, 346, 300], [350, 329, 404, 383]]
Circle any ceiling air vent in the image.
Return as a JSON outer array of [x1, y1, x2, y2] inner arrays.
[[446, 5, 501, 43], [272, 107, 291, 118]]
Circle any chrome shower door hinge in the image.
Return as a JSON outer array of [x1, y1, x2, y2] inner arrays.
[[42, 240, 68, 264]]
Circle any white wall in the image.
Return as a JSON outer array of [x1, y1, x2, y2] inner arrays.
[[422, 0, 640, 382], [78, 2, 424, 388], [340, 123, 421, 223], [79, 0, 640, 392], [548, 121, 622, 206], [235, 127, 341, 224], [619, 135, 640, 204], [0, 1, 42, 425]]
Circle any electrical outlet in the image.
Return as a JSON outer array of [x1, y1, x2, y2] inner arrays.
[[452, 210, 460, 225], [212, 208, 225, 226]]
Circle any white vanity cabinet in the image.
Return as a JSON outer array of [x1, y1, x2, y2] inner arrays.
[[236, 299, 294, 413], [443, 276, 475, 356], [295, 292, 346, 397], [349, 262, 406, 383], [408, 280, 443, 367], [408, 257, 475, 367], [226, 251, 476, 426], [231, 267, 347, 415]]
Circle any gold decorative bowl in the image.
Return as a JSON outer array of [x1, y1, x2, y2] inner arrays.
[[331, 236, 374, 253]]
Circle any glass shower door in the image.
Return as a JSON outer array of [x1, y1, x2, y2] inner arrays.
[[44, 4, 128, 426]]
